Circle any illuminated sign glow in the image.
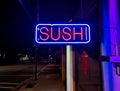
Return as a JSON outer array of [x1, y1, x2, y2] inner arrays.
[[35, 24, 91, 44]]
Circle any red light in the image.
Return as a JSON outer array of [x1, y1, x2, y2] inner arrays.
[[73, 27, 83, 40], [51, 27, 60, 41], [40, 27, 49, 41], [81, 51, 88, 75], [39, 26, 87, 41], [62, 27, 72, 41]]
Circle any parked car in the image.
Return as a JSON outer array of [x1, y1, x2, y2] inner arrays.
[[17, 53, 29, 63]]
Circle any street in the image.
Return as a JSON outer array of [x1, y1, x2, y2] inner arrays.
[[0, 64, 45, 91]]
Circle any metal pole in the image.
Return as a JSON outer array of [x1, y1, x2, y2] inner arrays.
[[35, 46, 38, 80], [66, 19, 75, 91], [37, 0, 39, 21], [80, 0, 83, 19], [34, 0, 39, 81], [66, 45, 74, 91]]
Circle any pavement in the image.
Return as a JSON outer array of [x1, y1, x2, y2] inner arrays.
[[18, 64, 65, 91], [0, 64, 45, 91]]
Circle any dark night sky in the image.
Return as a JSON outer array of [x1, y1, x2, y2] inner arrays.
[[0, 0, 34, 50], [0, 0, 101, 57]]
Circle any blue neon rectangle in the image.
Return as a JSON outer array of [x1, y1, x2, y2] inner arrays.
[[35, 24, 91, 44]]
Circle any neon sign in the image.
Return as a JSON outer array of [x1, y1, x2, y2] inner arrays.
[[35, 24, 91, 44]]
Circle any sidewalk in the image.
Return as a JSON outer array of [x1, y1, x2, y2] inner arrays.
[[18, 64, 65, 91]]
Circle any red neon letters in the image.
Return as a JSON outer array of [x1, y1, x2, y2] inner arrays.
[[39, 27, 88, 41]]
